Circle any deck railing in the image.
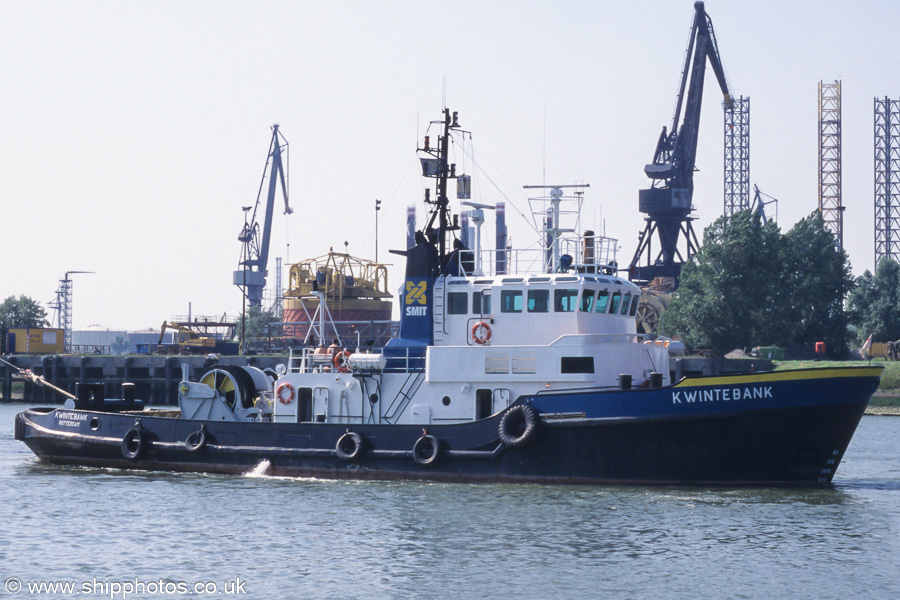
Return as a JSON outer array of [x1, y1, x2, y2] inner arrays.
[[447, 234, 620, 278]]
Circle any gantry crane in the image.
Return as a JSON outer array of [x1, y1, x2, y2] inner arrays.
[[629, 1, 733, 286], [234, 125, 293, 307]]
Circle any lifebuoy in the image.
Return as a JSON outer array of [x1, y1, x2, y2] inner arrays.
[[471, 321, 492, 344], [121, 421, 145, 460], [413, 433, 441, 466], [185, 424, 207, 452], [333, 351, 352, 373], [276, 382, 295, 404], [335, 431, 364, 461], [498, 405, 540, 449]]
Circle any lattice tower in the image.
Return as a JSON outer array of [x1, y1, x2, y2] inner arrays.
[[55, 279, 73, 351], [724, 96, 750, 218], [50, 271, 91, 352], [274, 256, 283, 319], [819, 81, 843, 249], [875, 97, 900, 268]]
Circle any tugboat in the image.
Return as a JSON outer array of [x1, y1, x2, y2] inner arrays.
[[15, 109, 882, 485]]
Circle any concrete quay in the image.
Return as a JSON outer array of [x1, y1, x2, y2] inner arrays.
[[1, 354, 289, 406]]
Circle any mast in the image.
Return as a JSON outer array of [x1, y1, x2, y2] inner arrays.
[[389, 108, 465, 348], [419, 108, 462, 273]]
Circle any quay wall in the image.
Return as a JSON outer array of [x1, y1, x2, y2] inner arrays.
[[0, 355, 288, 405]]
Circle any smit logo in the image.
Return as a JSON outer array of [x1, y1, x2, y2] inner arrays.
[[405, 281, 427, 305]]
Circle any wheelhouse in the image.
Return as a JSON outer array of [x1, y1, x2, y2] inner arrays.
[[439, 273, 641, 346]]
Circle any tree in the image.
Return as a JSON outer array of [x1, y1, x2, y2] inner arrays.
[[0, 295, 49, 330], [660, 211, 785, 353], [111, 335, 133, 355], [781, 212, 854, 356], [238, 305, 276, 341], [846, 258, 900, 345], [661, 210, 853, 356]]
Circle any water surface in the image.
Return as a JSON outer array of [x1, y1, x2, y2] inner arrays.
[[1, 404, 898, 599]]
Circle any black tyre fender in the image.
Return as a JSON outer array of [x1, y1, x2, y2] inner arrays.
[[335, 431, 364, 461], [413, 433, 441, 466], [498, 405, 541, 449], [121, 420, 146, 461], [185, 424, 207, 452]]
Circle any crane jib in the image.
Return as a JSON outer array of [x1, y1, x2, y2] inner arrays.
[[234, 125, 293, 308]]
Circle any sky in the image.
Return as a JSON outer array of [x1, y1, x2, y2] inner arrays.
[[2, 0, 899, 332]]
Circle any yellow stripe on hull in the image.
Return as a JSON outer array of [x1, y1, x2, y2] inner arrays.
[[673, 366, 884, 389]]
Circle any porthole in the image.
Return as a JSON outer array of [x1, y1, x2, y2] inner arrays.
[[442, 396, 451, 406], [89, 417, 100, 431]]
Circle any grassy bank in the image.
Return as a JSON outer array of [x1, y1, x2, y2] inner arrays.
[[773, 358, 900, 401]]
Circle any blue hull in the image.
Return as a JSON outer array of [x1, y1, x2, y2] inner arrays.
[[15, 367, 882, 485]]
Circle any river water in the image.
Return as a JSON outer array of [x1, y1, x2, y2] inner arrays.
[[1, 403, 898, 600]]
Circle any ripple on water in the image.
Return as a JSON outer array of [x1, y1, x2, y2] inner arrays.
[[1, 406, 899, 599]]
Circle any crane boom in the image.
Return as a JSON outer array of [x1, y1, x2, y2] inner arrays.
[[234, 125, 292, 308], [646, 1, 731, 185], [254, 125, 292, 274]]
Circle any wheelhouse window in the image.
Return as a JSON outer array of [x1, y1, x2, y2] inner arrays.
[[620, 292, 632, 315], [629, 295, 640, 316], [447, 292, 468, 315], [610, 291, 622, 314], [554, 289, 578, 312], [500, 290, 523, 313], [528, 289, 549, 312], [580, 288, 596, 312], [595, 290, 610, 314]]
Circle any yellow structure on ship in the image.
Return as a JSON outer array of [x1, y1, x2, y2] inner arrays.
[[282, 251, 393, 346]]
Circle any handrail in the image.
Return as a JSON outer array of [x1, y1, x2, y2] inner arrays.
[[446, 235, 619, 278], [288, 346, 425, 375]]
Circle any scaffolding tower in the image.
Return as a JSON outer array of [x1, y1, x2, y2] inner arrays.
[[273, 256, 283, 319], [875, 97, 900, 268], [724, 96, 750, 218], [819, 80, 843, 249], [259, 257, 284, 319]]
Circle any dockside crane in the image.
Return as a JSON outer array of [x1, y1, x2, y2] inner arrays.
[[629, 1, 733, 286], [234, 125, 293, 308]]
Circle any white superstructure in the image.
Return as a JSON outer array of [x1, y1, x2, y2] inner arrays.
[[269, 186, 669, 427]]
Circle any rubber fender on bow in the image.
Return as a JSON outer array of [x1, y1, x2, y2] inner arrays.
[[498, 405, 541, 449]]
